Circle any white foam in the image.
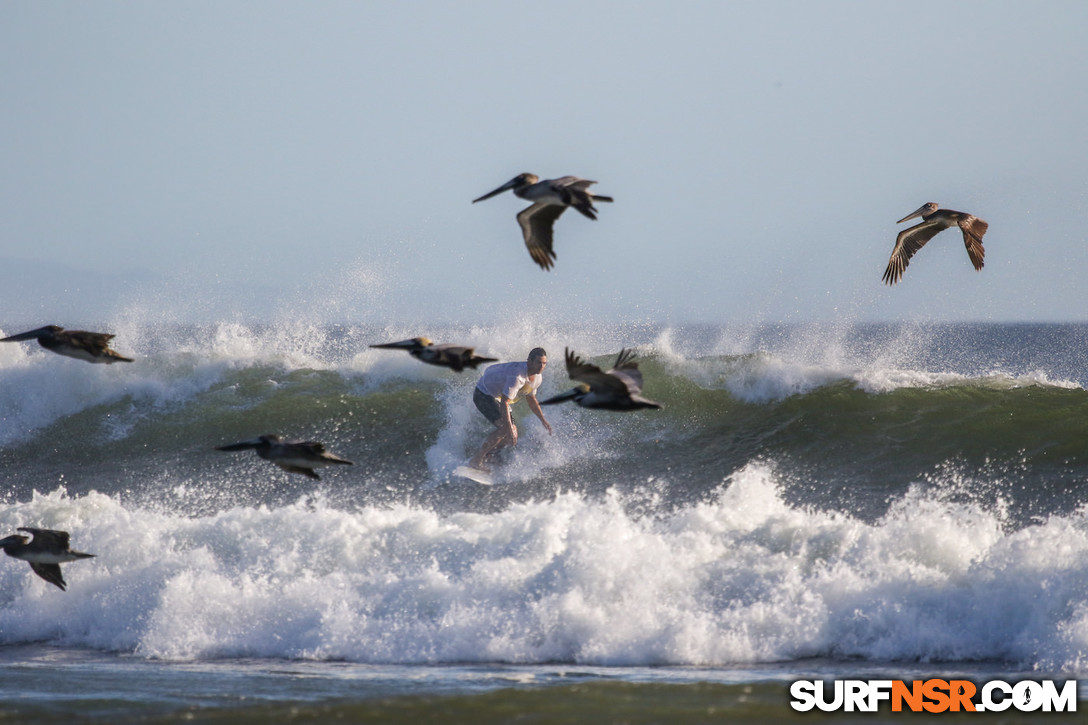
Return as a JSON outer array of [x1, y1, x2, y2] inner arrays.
[[0, 325, 266, 446], [6, 319, 1081, 445], [653, 325, 1083, 403], [3, 468, 1088, 669]]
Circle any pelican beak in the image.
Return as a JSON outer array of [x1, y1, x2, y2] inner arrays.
[[539, 388, 581, 406], [369, 337, 428, 350], [896, 204, 931, 224], [472, 178, 520, 203], [1, 327, 50, 342]]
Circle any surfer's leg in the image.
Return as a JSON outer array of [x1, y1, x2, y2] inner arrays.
[[470, 389, 509, 470], [469, 426, 506, 470]]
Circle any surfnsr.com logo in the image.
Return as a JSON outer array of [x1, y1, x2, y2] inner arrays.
[[790, 679, 1077, 713]]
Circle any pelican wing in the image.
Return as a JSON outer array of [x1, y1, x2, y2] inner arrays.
[[52, 329, 133, 363], [551, 176, 596, 191], [958, 216, 988, 271], [63, 331, 117, 355], [287, 441, 353, 465], [549, 177, 600, 220], [565, 348, 631, 397], [428, 344, 497, 372], [29, 562, 67, 590], [554, 176, 612, 203], [18, 527, 71, 551], [608, 349, 645, 394], [564, 348, 604, 381], [429, 344, 472, 355], [292, 441, 328, 454], [275, 463, 321, 479], [882, 220, 947, 285], [424, 344, 471, 371], [517, 203, 564, 270]]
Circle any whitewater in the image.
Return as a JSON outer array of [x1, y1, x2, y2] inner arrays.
[[3, 319, 1088, 720]]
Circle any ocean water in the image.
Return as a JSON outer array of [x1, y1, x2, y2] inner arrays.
[[2, 320, 1088, 722]]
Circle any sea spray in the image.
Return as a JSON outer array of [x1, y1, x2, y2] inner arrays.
[[5, 321, 1088, 673], [3, 465, 1088, 669]]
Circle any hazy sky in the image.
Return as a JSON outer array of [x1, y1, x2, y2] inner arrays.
[[2, 1, 1086, 326]]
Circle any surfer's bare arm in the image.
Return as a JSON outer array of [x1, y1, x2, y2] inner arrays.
[[500, 395, 518, 446], [526, 394, 552, 435]]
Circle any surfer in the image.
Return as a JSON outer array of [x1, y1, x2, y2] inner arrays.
[[467, 347, 553, 472]]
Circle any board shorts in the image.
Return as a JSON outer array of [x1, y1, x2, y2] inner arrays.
[[473, 387, 504, 426]]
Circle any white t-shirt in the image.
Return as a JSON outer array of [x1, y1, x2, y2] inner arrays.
[[475, 361, 542, 404]]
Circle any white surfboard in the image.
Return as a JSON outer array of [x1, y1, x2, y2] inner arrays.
[[452, 465, 494, 486]]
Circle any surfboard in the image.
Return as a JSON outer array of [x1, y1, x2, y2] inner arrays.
[[452, 465, 494, 486]]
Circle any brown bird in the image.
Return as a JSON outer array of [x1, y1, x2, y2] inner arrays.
[[539, 347, 661, 411], [369, 337, 497, 372], [883, 203, 988, 285], [216, 434, 354, 480], [472, 173, 613, 270], [0, 527, 95, 591], [1, 325, 133, 363]]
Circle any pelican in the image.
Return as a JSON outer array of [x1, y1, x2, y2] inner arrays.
[[540, 347, 662, 411], [216, 434, 354, 479], [472, 173, 613, 270], [0, 325, 133, 363], [883, 203, 988, 285], [369, 337, 497, 372], [0, 527, 95, 591]]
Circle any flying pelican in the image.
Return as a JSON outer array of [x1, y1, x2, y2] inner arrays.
[[369, 337, 497, 372], [216, 434, 354, 480], [0, 325, 133, 363], [883, 203, 988, 285], [472, 173, 613, 270], [540, 347, 662, 411], [0, 527, 95, 591]]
